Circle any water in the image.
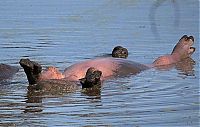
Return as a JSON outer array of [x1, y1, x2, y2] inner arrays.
[[0, 0, 199, 126]]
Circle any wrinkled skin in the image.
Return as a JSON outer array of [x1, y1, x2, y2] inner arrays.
[[0, 64, 19, 82], [20, 35, 195, 89]]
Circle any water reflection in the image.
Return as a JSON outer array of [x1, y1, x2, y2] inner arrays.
[[81, 86, 102, 99], [155, 57, 195, 77], [176, 57, 195, 76], [24, 87, 43, 113], [24, 81, 78, 113], [24, 81, 102, 113], [149, 0, 180, 39]]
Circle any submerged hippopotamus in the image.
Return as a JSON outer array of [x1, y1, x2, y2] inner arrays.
[[20, 35, 195, 89], [0, 64, 19, 82]]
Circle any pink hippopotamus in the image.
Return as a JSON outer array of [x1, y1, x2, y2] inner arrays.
[[20, 35, 195, 89]]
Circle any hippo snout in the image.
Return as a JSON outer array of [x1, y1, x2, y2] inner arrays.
[[79, 67, 102, 88]]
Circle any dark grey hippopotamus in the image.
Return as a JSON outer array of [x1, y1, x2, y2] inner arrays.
[[20, 35, 195, 91], [0, 64, 18, 82]]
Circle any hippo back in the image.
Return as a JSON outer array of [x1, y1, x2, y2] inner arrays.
[[0, 64, 19, 81], [114, 58, 149, 76], [63, 58, 149, 81]]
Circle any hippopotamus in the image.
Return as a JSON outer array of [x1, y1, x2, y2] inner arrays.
[[20, 35, 195, 89], [0, 64, 19, 82]]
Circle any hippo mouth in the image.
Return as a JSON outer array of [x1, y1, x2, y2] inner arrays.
[[180, 35, 195, 56], [187, 36, 195, 55], [171, 35, 196, 59], [189, 47, 195, 55]]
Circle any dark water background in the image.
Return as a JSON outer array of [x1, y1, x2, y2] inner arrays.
[[0, 0, 199, 126]]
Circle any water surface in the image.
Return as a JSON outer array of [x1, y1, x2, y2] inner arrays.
[[0, 0, 199, 126]]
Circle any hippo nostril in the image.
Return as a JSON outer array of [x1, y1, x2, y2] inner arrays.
[[189, 36, 194, 42], [181, 35, 188, 40]]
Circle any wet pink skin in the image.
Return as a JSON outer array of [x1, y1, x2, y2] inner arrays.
[[39, 66, 64, 81], [37, 58, 118, 81], [63, 58, 119, 81], [38, 35, 195, 82], [38, 58, 148, 81], [152, 35, 195, 67]]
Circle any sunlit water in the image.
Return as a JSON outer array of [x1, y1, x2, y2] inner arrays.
[[0, 0, 199, 126]]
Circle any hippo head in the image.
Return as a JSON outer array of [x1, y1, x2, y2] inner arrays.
[[79, 67, 102, 88], [112, 46, 128, 58], [19, 59, 42, 85], [171, 35, 195, 60]]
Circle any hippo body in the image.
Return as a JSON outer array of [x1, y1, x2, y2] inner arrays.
[[0, 64, 19, 81], [20, 35, 195, 91], [63, 35, 195, 81], [63, 58, 149, 81]]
